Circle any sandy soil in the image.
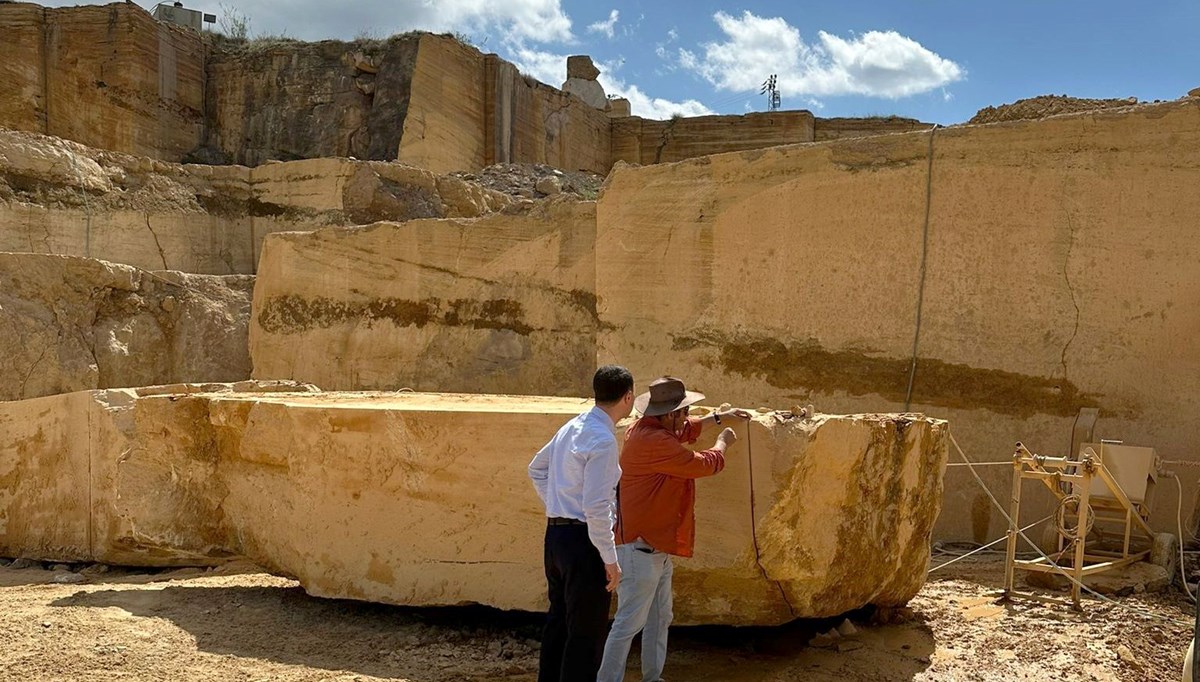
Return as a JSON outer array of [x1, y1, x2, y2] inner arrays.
[[0, 556, 1191, 681]]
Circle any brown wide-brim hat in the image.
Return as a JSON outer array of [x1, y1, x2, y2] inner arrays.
[[634, 376, 705, 417]]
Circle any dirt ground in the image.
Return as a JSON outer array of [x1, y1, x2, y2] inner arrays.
[[0, 555, 1191, 682]]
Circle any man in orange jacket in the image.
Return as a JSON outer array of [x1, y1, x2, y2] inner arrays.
[[597, 376, 749, 682]]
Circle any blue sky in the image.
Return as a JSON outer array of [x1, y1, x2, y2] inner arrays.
[[50, 1, 1200, 123]]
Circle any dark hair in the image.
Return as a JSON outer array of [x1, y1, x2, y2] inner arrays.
[[593, 365, 633, 404]]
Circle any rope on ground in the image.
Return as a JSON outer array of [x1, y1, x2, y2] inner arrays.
[[1173, 474, 1197, 602], [929, 513, 1054, 573], [949, 431, 1192, 627], [745, 423, 796, 617]]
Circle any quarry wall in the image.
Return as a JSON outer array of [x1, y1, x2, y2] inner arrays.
[[250, 200, 598, 395], [0, 2, 206, 161], [0, 3, 921, 173], [595, 100, 1200, 543], [0, 129, 512, 274]]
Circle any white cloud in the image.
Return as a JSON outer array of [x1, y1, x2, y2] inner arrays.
[[681, 11, 964, 99], [667, 28, 679, 42], [587, 9, 619, 39]]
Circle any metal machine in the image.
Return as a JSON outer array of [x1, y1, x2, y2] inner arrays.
[[1001, 409, 1170, 609]]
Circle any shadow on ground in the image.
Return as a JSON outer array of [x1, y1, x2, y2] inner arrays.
[[51, 582, 935, 681]]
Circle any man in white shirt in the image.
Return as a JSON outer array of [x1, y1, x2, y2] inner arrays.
[[529, 365, 634, 682]]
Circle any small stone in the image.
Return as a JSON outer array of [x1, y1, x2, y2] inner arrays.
[[161, 296, 177, 312], [1115, 644, 1141, 669], [349, 50, 380, 74], [836, 640, 864, 653], [51, 572, 86, 584], [51, 564, 70, 572], [810, 632, 838, 648], [8, 558, 39, 570], [535, 176, 562, 196], [837, 619, 858, 637], [80, 564, 110, 576], [41, 621, 51, 628]]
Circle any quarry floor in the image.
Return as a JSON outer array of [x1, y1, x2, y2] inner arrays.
[[0, 556, 1189, 681]]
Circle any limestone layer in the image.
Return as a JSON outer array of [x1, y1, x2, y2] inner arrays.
[[0, 386, 946, 626], [0, 253, 252, 401], [249, 200, 597, 396], [0, 128, 512, 274]]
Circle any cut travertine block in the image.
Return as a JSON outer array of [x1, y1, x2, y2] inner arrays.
[[0, 382, 314, 565], [0, 385, 946, 625]]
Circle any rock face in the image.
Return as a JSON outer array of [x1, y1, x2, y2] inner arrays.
[[0, 3, 205, 161], [250, 200, 598, 395], [202, 35, 422, 165], [0, 253, 253, 401], [563, 78, 608, 110], [0, 128, 513, 274], [814, 116, 931, 140], [611, 112, 816, 165], [0, 2, 934, 171], [400, 36, 613, 174], [596, 99, 1200, 543], [969, 94, 1140, 125], [562, 56, 608, 110], [0, 385, 948, 625]]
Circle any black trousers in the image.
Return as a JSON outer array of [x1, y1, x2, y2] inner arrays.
[[538, 523, 612, 682]]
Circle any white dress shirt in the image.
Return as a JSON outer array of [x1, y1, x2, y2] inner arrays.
[[528, 406, 621, 565]]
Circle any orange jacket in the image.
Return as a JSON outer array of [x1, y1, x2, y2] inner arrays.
[[614, 416, 725, 557]]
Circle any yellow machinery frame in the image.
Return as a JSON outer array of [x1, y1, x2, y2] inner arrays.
[[1002, 442, 1155, 609]]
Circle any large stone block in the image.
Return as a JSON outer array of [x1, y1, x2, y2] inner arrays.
[[250, 200, 598, 396], [0, 385, 947, 625], [0, 253, 253, 401]]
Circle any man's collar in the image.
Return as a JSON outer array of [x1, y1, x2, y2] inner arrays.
[[589, 405, 615, 429]]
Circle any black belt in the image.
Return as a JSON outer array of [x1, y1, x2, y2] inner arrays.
[[547, 517, 586, 526]]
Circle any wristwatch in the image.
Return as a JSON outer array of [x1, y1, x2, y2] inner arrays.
[[713, 412, 722, 425]]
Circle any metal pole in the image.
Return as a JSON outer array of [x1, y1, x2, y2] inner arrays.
[[1072, 457, 1094, 610], [1003, 451, 1024, 596]]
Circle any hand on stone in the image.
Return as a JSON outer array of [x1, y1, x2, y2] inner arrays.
[[722, 408, 753, 420], [604, 561, 622, 592]]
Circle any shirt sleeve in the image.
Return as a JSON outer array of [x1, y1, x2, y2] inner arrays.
[[580, 433, 620, 565], [641, 429, 725, 479], [679, 416, 705, 444], [528, 439, 551, 507]]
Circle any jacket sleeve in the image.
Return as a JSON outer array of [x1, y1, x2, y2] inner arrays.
[[641, 429, 725, 479]]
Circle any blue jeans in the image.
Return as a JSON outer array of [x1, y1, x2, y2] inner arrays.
[[597, 540, 673, 682]]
